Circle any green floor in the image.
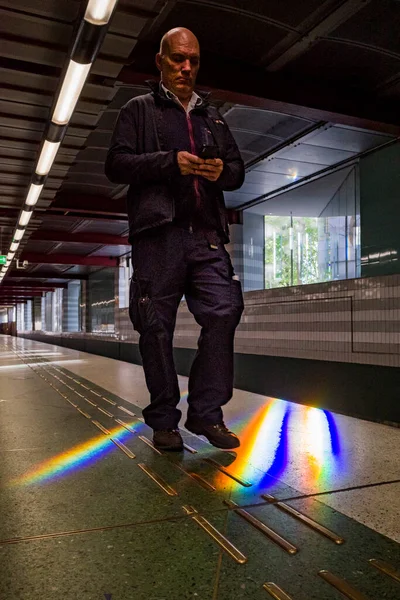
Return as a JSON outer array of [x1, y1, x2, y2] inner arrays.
[[1, 342, 399, 599]]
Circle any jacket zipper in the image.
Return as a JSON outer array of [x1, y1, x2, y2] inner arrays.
[[186, 113, 201, 220]]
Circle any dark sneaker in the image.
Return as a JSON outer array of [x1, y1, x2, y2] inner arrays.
[[185, 421, 240, 449], [153, 429, 183, 451]]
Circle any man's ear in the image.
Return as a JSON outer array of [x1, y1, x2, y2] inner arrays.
[[155, 53, 162, 72]]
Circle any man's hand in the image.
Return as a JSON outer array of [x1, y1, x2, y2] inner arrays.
[[196, 158, 224, 182], [177, 151, 204, 176], [177, 153, 224, 181]]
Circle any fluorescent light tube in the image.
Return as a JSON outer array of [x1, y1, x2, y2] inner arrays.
[[13, 229, 24, 242], [25, 183, 44, 206], [10, 242, 19, 252], [19, 211, 33, 227], [52, 60, 91, 125], [84, 0, 118, 25], [7, 252, 15, 261], [36, 140, 60, 176]]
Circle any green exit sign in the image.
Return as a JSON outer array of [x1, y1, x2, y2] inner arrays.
[[0, 256, 6, 265]]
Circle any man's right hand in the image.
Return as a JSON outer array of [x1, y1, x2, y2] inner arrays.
[[177, 151, 204, 176]]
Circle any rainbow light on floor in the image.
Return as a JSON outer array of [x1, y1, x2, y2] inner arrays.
[[214, 399, 291, 491], [10, 421, 143, 487], [301, 406, 343, 484], [214, 399, 342, 493]]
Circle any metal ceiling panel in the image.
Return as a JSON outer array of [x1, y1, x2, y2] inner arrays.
[[108, 12, 148, 38], [40, 216, 81, 232], [250, 160, 327, 178], [247, 167, 354, 217], [23, 241, 57, 254], [48, 243, 102, 256], [107, 86, 149, 109], [225, 106, 314, 136], [0, 0, 79, 22], [224, 191, 259, 207], [277, 143, 356, 165], [230, 130, 280, 153], [76, 221, 129, 235], [303, 125, 394, 153], [90, 245, 130, 257], [60, 183, 115, 194]]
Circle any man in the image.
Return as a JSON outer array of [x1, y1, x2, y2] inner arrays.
[[105, 28, 244, 451]]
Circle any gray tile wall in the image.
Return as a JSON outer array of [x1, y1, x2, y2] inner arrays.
[[116, 273, 400, 368]]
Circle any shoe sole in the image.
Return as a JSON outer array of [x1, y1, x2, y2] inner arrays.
[[153, 444, 184, 452], [185, 423, 240, 450]]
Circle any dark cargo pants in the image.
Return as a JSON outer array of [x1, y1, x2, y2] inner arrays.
[[129, 224, 244, 430]]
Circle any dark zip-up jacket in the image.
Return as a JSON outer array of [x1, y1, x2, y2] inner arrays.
[[105, 82, 245, 243]]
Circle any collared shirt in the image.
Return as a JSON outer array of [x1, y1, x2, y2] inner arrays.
[[161, 83, 202, 114], [159, 82, 219, 232]]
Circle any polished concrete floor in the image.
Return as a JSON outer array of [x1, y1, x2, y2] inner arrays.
[[0, 335, 399, 599]]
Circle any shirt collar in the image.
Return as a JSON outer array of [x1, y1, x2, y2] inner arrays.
[[161, 83, 202, 113]]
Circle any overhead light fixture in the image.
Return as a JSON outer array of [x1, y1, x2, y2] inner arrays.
[[36, 140, 61, 176], [25, 183, 44, 206], [13, 229, 24, 242], [19, 211, 33, 227], [84, 0, 118, 25], [52, 60, 92, 125], [7, 252, 15, 261], [10, 241, 19, 252]]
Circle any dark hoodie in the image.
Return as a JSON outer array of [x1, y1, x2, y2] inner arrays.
[[105, 82, 244, 243]]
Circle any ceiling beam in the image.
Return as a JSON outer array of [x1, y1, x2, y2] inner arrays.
[[264, 0, 373, 72], [0, 282, 67, 289], [52, 194, 127, 217], [0, 295, 42, 300], [30, 230, 129, 245], [117, 69, 400, 135], [0, 206, 127, 223], [0, 289, 45, 295], [19, 253, 119, 267], [6, 271, 88, 280], [0, 287, 58, 292]]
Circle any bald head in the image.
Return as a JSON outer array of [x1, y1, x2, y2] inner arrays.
[[159, 27, 200, 55], [156, 28, 200, 105]]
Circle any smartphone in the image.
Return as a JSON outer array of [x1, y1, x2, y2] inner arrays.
[[199, 145, 219, 159]]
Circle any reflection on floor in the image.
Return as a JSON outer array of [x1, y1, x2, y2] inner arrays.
[[1, 335, 399, 600], [224, 401, 344, 494]]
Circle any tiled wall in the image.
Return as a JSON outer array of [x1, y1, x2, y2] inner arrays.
[[115, 273, 400, 368]]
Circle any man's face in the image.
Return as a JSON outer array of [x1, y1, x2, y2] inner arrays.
[[156, 33, 200, 100]]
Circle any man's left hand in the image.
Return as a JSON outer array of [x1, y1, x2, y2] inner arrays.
[[195, 158, 223, 182]]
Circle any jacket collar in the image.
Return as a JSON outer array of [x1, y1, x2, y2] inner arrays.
[[146, 79, 211, 109]]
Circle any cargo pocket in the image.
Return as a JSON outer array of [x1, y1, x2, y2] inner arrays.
[[229, 263, 244, 318], [129, 276, 161, 334]]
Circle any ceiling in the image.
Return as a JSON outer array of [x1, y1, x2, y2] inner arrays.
[[0, 0, 399, 303], [246, 166, 354, 217]]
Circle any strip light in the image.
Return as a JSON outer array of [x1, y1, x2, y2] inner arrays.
[[36, 141, 61, 176], [84, 0, 118, 25], [25, 183, 44, 207], [52, 61, 91, 125], [13, 229, 24, 242], [0, 0, 119, 286], [19, 211, 33, 228]]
